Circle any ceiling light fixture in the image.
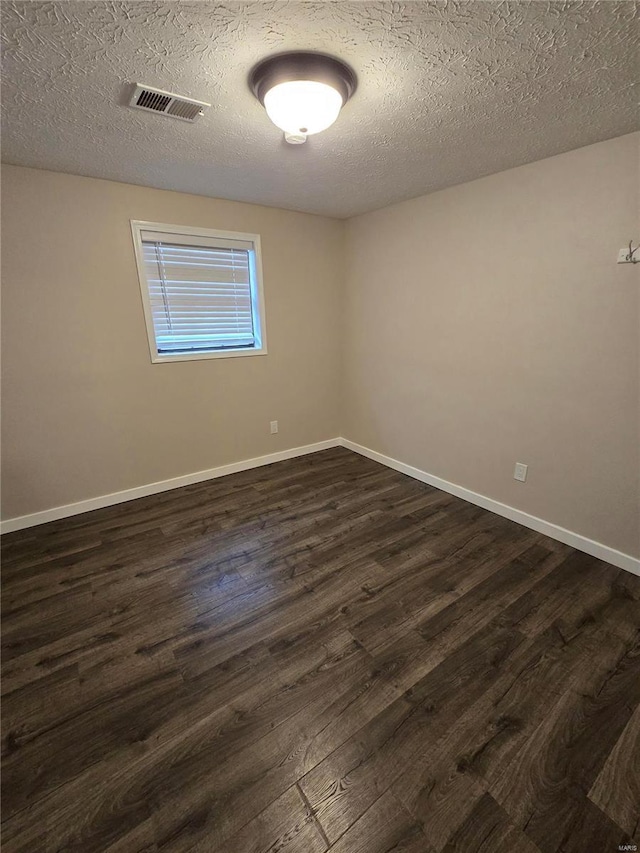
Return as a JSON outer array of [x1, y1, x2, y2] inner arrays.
[[250, 52, 357, 145]]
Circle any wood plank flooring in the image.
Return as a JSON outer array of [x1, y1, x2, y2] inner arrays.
[[2, 447, 639, 852]]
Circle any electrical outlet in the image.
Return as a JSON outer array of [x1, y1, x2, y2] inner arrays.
[[618, 248, 631, 264], [270, 420, 278, 434], [514, 462, 528, 482]]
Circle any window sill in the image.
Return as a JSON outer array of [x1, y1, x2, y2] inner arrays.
[[150, 347, 268, 364]]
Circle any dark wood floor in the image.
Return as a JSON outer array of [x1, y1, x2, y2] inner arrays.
[[2, 447, 639, 853]]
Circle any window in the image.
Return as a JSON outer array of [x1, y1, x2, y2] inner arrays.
[[131, 221, 267, 362]]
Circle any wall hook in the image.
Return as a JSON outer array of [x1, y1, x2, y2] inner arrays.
[[617, 241, 640, 264]]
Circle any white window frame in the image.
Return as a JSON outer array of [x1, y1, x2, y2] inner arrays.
[[131, 220, 268, 363]]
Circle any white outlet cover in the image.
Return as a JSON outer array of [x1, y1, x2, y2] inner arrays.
[[514, 462, 528, 482], [270, 421, 278, 434]]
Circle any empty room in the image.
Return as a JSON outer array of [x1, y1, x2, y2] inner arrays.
[[1, 2, 639, 852]]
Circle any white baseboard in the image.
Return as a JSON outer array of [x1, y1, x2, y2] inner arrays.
[[339, 438, 640, 578], [3, 436, 639, 579], [0, 439, 341, 535]]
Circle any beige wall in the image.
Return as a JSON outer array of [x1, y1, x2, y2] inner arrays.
[[3, 135, 638, 558], [343, 133, 640, 557], [1, 166, 344, 519]]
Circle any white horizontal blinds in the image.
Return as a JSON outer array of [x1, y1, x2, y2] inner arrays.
[[141, 233, 255, 353]]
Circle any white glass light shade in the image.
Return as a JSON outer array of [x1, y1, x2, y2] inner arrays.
[[263, 80, 343, 135]]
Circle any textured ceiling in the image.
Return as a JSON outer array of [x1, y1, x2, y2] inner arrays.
[[1, 1, 638, 218]]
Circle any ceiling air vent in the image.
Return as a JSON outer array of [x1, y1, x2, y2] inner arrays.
[[129, 84, 209, 122]]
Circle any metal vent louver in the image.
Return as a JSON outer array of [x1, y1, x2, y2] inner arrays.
[[129, 84, 209, 122]]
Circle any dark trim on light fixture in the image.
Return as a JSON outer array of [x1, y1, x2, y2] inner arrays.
[[249, 51, 357, 105]]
